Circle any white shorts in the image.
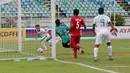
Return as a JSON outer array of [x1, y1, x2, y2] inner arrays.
[[95, 33, 111, 45], [41, 34, 52, 42]]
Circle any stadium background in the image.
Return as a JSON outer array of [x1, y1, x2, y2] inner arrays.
[[0, 0, 130, 73], [0, 0, 130, 28]]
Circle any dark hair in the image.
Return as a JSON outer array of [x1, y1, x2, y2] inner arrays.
[[98, 8, 104, 14], [55, 19, 60, 26], [35, 24, 40, 27], [73, 9, 79, 15]]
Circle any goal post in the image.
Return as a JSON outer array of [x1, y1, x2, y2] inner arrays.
[[0, 0, 57, 60], [51, 0, 56, 59], [18, 0, 22, 53]]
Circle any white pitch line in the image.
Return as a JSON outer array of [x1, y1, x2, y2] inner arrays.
[[0, 48, 18, 52], [98, 66, 130, 68], [54, 58, 118, 73], [120, 47, 130, 49], [0, 47, 51, 58]]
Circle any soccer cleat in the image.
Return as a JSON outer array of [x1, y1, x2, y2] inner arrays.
[[80, 50, 84, 54], [44, 48, 48, 51], [108, 56, 113, 61], [94, 57, 98, 61]]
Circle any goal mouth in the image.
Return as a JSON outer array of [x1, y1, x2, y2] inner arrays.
[[0, 0, 57, 61]]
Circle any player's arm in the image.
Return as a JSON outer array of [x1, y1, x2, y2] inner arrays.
[[83, 25, 86, 32], [108, 22, 117, 36], [82, 19, 87, 32], [93, 24, 96, 36], [35, 29, 40, 39], [108, 22, 114, 29], [40, 30, 48, 42], [107, 16, 117, 36], [107, 16, 114, 29], [57, 33, 62, 39], [64, 24, 70, 31], [40, 34, 47, 42], [107, 16, 116, 31], [92, 17, 96, 36], [70, 18, 74, 29], [69, 18, 75, 36], [36, 33, 40, 40], [66, 26, 70, 31]]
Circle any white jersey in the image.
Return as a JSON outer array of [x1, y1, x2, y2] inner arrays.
[[93, 15, 111, 34], [36, 28, 47, 37]]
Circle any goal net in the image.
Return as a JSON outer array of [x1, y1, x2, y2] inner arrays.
[[0, 0, 56, 60]]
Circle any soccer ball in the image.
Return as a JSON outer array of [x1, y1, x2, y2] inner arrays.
[[37, 48, 43, 53]]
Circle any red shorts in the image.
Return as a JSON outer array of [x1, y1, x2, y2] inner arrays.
[[70, 36, 80, 49]]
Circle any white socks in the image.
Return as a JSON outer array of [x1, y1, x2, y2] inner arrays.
[[94, 48, 98, 58], [48, 40, 52, 46], [108, 46, 112, 56], [41, 42, 47, 49], [94, 46, 112, 58]]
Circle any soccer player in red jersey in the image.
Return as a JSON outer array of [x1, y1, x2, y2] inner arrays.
[[70, 9, 86, 58]]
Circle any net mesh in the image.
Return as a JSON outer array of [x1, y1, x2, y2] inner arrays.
[[0, 0, 52, 60]]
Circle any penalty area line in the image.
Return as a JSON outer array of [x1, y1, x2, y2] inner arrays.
[[54, 58, 118, 73]]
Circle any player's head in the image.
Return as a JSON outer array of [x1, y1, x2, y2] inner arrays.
[[55, 19, 60, 26], [73, 9, 79, 16], [98, 7, 104, 15], [35, 24, 40, 30]]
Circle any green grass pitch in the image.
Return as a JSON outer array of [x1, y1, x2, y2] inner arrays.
[[0, 39, 130, 73]]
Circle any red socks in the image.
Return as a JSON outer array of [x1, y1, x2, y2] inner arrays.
[[73, 48, 77, 57]]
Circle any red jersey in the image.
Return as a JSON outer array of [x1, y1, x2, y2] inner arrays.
[[70, 16, 85, 36]]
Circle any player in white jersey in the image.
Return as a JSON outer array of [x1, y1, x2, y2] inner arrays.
[[35, 25, 52, 51], [93, 8, 116, 61]]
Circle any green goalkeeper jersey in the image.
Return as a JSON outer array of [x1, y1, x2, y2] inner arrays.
[[56, 25, 70, 43]]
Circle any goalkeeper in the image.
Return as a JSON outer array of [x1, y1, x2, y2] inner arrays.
[[55, 19, 84, 54], [55, 19, 70, 48]]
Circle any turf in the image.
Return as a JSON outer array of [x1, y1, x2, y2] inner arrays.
[[0, 39, 130, 73]]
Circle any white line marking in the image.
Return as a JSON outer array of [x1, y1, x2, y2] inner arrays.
[[120, 47, 130, 49], [0, 48, 52, 60], [54, 58, 118, 73], [0, 48, 18, 52], [99, 66, 130, 68]]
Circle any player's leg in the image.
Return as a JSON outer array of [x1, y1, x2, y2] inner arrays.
[[46, 34, 52, 46], [62, 41, 70, 48], [105, 34, 113, 60], [70, 36, 80, 58], [76, 36, 84, 54], [62, 43, 70, 48], [46, 36, 61, 47], [41, 35, 48, 50], [41, 41, 48, 51], [55, 37, 61, 44], [94, 34, 103, 61]]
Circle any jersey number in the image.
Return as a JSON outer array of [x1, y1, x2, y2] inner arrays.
[[100, 19, 105, 26], [60, 29, 66, 36], [76, 22, 79, 29]]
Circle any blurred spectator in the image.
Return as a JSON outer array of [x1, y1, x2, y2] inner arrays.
[[56, 5, 67, 17], [1, 18, 17, 28], [80, 0, 84, 3]]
